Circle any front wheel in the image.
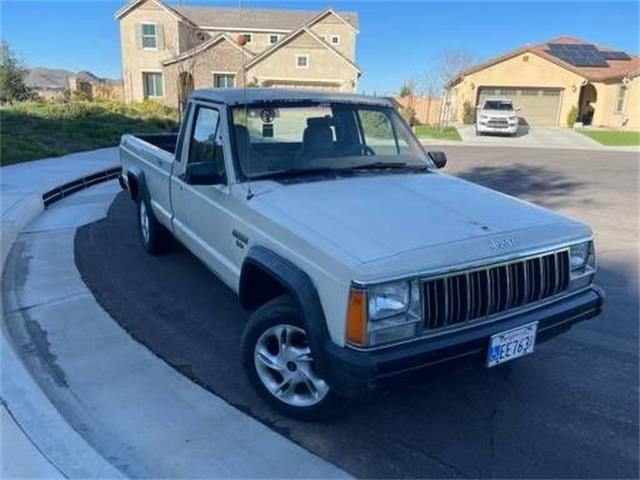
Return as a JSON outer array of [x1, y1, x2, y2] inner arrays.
[[241, 295, 349, 420]]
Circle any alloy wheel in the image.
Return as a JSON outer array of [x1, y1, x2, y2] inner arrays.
[[253, 324, 329, 407]]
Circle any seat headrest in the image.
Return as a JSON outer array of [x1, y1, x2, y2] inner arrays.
[[307, 116, 333, 128]]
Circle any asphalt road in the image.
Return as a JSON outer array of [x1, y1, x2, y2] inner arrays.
[[75, 146, 639, 478]]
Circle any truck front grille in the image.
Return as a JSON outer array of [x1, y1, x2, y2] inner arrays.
[[422, 250, 570, 332], [487, 118, 509, 126]]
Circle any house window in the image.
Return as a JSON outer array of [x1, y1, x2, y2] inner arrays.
[[320, 35, 327, 42], [213, 73, 235, 88], [330, 35, 340, 45], [269, 34, 279, 44], [243, 33, 253, 44], [295, 54, 309, 69], [142, 24, 157, 49], [143, 72, 163, 98], [615, 84, 627, 113]]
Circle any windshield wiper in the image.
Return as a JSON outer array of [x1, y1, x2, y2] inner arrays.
[[249, 167, 349, 181], [347, 161, 430, 171], [249, 162, 430, 181]]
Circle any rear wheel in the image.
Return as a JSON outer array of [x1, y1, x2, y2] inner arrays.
[[137, 197, 170, 254], [241, 295, 349, 420]]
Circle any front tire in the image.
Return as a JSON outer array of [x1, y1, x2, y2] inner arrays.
[[241, 295, 349, 420]]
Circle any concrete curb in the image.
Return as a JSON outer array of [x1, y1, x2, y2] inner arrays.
[[1, 155, 124, 478]]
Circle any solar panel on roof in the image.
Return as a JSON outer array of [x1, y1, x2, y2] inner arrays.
[[547, 43, 630, 67], [602, 51, 632, 60]]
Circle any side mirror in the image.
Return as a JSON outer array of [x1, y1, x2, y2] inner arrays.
[[429, 151, 447, 169], [184, 162, 225, 185]]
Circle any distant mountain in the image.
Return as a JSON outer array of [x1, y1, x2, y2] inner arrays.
[[26, 67, 121, 89], [26, 67, 74, 89]]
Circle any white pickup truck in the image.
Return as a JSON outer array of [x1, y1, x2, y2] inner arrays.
[[119, 89, 603, 420]]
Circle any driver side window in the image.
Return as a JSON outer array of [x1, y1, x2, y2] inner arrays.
[[189, 106, 226, 181]]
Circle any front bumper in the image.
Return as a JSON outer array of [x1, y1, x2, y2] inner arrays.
[[477, 121, 518, 134], [319, 286, 604, 396]]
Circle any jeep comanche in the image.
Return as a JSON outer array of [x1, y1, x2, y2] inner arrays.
[[119, 89, 603, 420]]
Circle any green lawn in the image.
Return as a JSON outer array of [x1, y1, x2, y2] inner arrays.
[[0, 100, 179, 166], [414, 125, 462, 141], [576, 129, 640, 146]]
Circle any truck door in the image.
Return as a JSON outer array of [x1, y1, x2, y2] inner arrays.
[[170, 102, 239, 289]]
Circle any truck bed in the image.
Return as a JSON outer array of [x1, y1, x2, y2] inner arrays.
[[133, 133, 179, 154]]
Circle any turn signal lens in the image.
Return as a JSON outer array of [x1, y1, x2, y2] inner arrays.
[[346, 288, 367, 345]]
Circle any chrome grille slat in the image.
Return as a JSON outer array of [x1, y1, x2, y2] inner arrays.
[[422, 249, 570, 333]]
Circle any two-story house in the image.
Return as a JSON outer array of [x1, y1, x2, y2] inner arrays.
[[115, 0, 360, 109]]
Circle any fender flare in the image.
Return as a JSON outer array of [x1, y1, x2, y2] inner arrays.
[[240, 246, 336, 381], [126, 166, 147, 202]]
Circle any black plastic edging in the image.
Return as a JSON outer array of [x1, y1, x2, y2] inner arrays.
[[42, 167, 122, 208]]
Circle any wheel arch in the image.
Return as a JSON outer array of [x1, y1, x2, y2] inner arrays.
[[239, 246, 334, 374], [126, 166, 146, 202]]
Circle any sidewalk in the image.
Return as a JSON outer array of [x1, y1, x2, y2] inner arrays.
[[1, 148, 348, 478], [420, 125, 639, 152], [1, 148, 122, 478]]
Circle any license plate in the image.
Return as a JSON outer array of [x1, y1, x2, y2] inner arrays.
[[487, 322, 538, 367]]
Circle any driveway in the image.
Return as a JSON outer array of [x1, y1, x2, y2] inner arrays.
[[75, 146, 638, 479], [456, 125, 602, 149]]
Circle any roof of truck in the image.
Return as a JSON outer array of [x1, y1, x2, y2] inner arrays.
[[190, 88, 393, 107]]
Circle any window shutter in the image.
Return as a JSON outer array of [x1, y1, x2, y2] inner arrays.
[[135, 24, 143, 49], [157, 24, 165, 50]]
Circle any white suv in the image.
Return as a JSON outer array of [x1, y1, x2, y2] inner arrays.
[[476, 99, 519, 136]]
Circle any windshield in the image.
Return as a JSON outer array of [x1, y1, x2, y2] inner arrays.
[[231, 102, 433, 179], [483, 100, 513, 111]]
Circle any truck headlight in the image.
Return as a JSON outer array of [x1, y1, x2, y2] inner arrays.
[[569, 241, 594, 275], [346, 281, 422, 347], [568, 241, 596, 291]]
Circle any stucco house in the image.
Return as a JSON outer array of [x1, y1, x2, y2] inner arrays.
[[443, 36, 639, 130], [115, 0, 360, 109]]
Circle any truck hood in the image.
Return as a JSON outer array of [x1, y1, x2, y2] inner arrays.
[[251, 172, 589, 271]]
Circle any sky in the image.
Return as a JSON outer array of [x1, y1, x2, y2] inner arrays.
[[2, 0, 639, 94]]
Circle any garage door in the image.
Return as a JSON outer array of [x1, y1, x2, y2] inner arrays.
[[477, 87, 563, 126]]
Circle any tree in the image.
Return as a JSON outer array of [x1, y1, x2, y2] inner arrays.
[[0, 41, 33, 104], [399, 80, 415, 97], [419, 50, 477, 128], [165, 28, 209, 118]]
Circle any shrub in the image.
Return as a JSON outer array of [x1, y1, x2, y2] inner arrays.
[[566, 105, 579, 127], [461, 100, 474, 124], [398, 105, 416, 126], [399, 83, 413, 97]]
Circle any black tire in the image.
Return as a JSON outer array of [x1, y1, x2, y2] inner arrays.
[[136, 196, 170, 254], [241, 295, 349, 421]]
